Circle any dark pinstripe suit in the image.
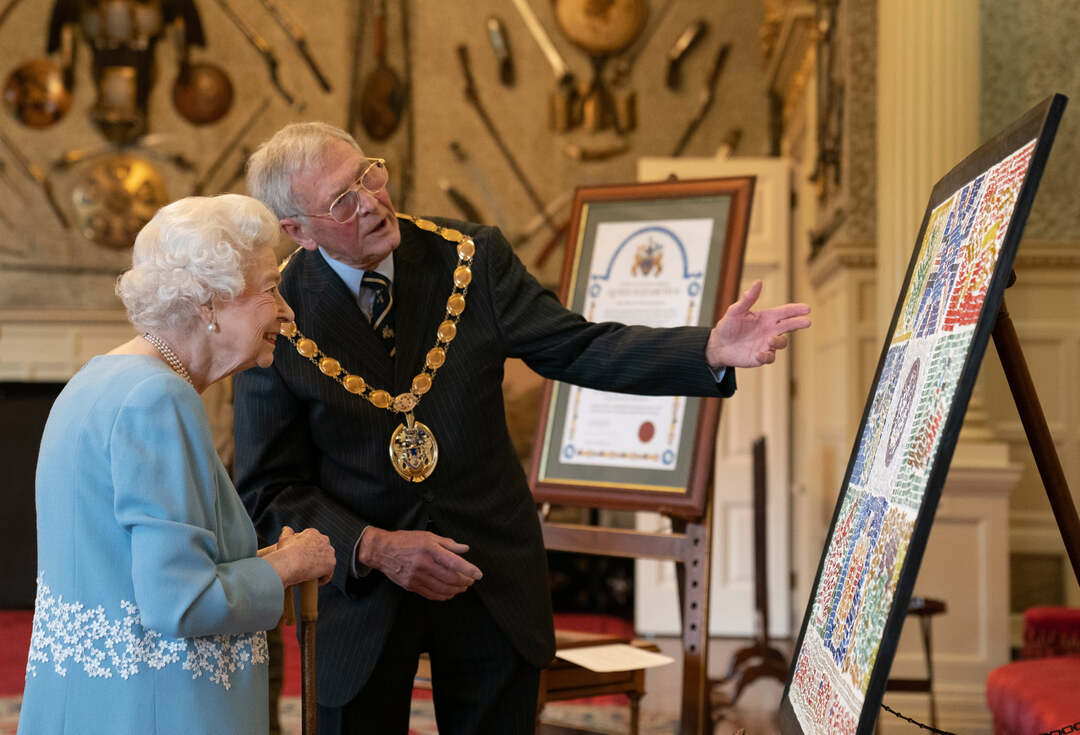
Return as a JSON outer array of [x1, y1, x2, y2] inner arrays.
[[233, 218, 735, 713]]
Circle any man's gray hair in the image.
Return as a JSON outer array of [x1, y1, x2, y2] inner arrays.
[[246, 122, 361, 219], [116, 194, 280, 333]]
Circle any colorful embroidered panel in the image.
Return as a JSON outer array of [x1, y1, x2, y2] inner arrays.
[[780, 94, 1067, 734]]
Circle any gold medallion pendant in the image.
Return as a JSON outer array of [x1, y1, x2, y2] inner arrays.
[[389, 412, 439, 482], [279, 214, 475, 483]]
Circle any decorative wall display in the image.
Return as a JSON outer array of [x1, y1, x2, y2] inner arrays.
[[71, 153, 168, 249], [779, 94, 1067, 735], [44, 0, 209, 142], [529, 177, 753, 517], [0, 0, 768, 312]]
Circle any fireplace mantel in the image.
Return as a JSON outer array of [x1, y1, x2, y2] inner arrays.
[[0, 309, 135, 382]]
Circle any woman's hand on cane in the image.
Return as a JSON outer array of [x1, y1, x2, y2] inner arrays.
[[264, 526, 336, 588]]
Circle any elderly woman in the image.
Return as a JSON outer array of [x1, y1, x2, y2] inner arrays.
[[18, 194, 335, 735]]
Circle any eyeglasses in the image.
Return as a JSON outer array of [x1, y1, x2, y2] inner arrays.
[[294, 158, 389, 224]]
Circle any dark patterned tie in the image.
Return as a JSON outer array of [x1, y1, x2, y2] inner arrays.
[[361, 271, 395, 357]]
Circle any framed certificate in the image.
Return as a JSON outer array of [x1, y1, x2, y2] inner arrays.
[[528, 177, 754, 517]]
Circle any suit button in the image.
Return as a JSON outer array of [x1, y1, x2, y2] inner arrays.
[[423, 491, 435, 503]]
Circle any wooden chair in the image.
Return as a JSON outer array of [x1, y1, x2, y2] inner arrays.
[[538, 630, 660, 734]]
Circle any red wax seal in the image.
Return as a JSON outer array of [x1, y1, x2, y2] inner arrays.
[[638, 421, 655, 443]]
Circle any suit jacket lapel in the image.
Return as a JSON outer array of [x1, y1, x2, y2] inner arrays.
[[392, 225, 449, 394], [298, 249, 395, 389]]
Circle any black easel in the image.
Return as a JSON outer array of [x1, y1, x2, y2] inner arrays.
[[707, 437, 788, 720], [993, 275, 1080, 586]]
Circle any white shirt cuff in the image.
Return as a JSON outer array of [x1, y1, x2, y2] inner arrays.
[[350, 527, 373, 578]]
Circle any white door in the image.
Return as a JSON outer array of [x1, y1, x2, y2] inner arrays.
[[634, 156, 793, 638]]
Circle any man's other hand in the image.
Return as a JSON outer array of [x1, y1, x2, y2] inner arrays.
[[358, 527, 483, 600]]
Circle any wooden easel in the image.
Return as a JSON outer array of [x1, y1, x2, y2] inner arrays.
[[708, 437, 788, 718], [542, 499, 716, 735], [529, 175, 755, 734], [993, 277, 1080, 587]]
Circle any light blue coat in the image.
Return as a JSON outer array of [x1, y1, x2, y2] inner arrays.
[[18, 355, 284, 735]]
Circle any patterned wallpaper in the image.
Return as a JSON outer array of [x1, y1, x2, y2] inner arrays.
[[838, 0, 877, 246], [981, 0, 1080, 241]]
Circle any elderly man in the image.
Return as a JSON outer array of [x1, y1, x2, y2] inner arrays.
[[234, 122, 810, 734]]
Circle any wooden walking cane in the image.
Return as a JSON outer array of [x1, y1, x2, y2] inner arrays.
[[280, 580, 319, 735], [299, 580, 319, 735]]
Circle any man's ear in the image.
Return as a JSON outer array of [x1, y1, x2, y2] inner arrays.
[[280, 218, 317, 251]]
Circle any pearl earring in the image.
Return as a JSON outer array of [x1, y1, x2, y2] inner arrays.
[[208, 321, 219, 333]]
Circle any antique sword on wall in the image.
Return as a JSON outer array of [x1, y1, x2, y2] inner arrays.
[[212, 0, 299, 107], [456, 45, 556, 235], [256, 0, 332, 92], [192, 97, 270, 196], [671, 43, 731, 156], [509, 0, 577, 131]]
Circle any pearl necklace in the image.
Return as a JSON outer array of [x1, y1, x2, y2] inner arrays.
[[143, 332, 194, 385], [279, 213, 474, 482]]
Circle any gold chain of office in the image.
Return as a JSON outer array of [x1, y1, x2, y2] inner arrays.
[[277, 213, 474, 482]]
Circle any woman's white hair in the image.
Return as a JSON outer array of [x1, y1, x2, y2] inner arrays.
[[246, 122, 361, 219], [116, 194, 280, 333]]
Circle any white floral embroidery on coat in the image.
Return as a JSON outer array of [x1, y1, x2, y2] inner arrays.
[[26, 574, 268, 691]]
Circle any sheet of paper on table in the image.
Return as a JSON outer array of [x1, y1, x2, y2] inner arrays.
[[554, 644, 675, 673]]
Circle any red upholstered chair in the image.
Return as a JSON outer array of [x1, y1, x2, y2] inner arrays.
[[1019, 606, 1080, 658], [986, 607, 1080, 734]]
